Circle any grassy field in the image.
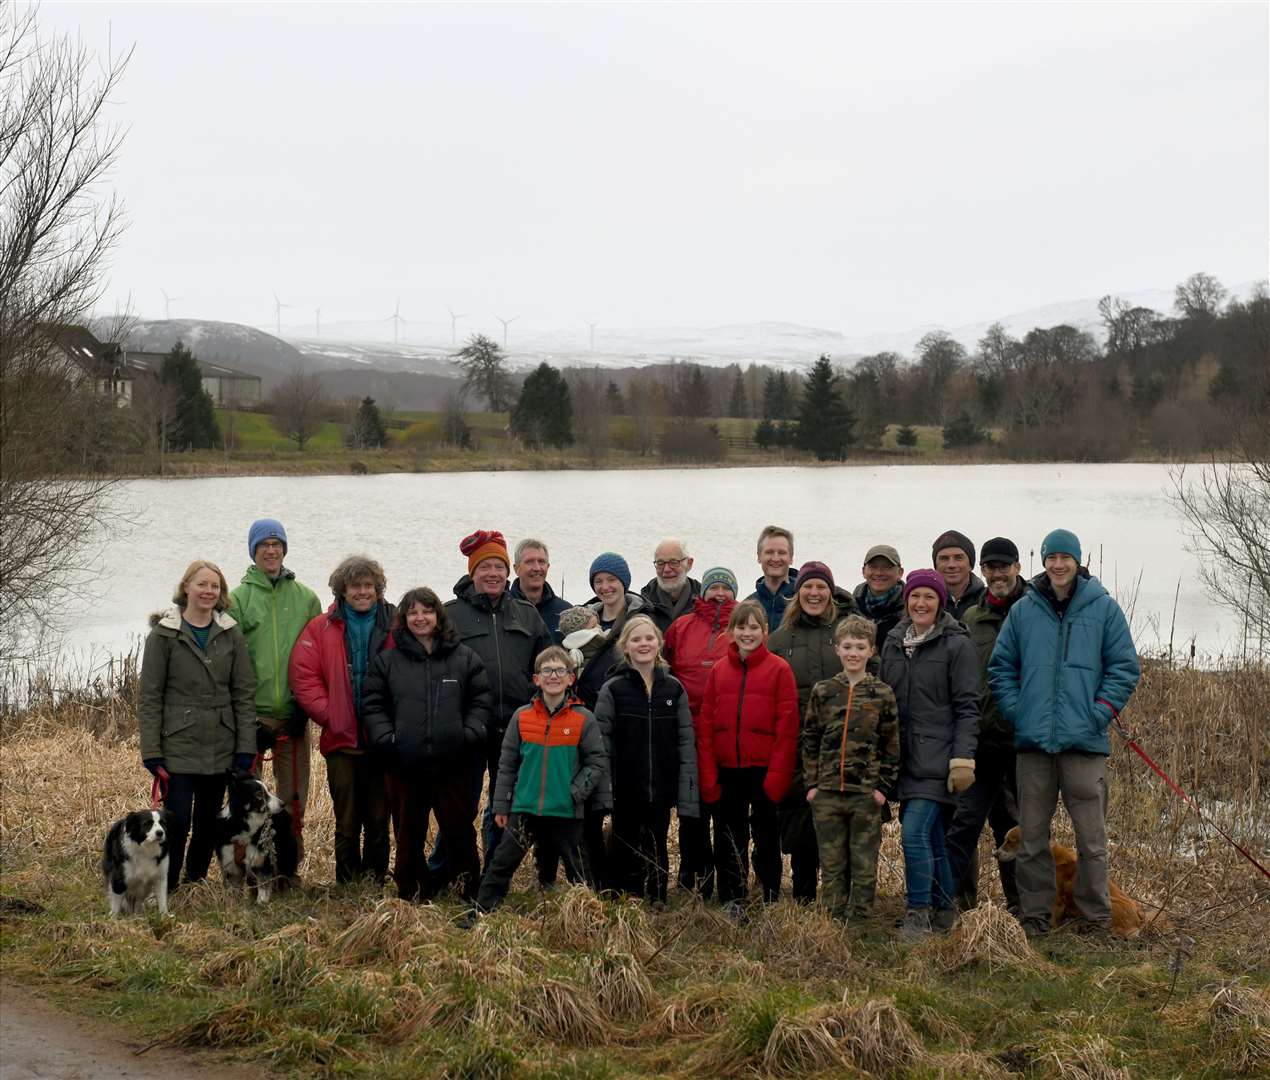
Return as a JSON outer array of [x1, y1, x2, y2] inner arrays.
[[1, 661, 1267, 1077]]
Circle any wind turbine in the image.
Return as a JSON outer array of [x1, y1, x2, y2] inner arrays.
[[272, 291, 292, 336], [384, 299, 408, 345], [587, 321, 598, 353], [314, 307, 321, 336], [446, 305, 468, 346], [494, 314, 518, 349], [161, 289, 182, 320]]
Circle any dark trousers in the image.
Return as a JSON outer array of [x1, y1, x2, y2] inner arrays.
[[163, 772, 228, 891], [325, 751, 390, 885], [944, 745, 1020, 912], [677, 810, 715, 899], [610, 801, 673, 903], [714, 767, 782, 904], [537, 808, 608, 890], [386, 771, 480, 902], [778, 795, 820, 903], [429, 744, 500, 875], [476, 813, 583, 913]]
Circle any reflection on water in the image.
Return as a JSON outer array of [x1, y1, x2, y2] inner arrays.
[[38, 463, 1242, 667]]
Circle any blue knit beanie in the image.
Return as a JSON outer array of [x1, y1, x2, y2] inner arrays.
[[1040, 528, 1081, 564], [248, 518, 288, 559], [700, 567, 739, 597], [589, 552, 631, 592]]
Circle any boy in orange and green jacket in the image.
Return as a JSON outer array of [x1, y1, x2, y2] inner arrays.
[[471, 646, 609, 916]]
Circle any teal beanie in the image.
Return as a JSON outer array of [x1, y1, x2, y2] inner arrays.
[[1041, 528, 1082, 564]]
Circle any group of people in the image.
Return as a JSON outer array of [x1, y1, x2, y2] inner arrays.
[[137, 518, 1140, 940]]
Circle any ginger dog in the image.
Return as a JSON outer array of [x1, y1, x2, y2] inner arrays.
[[994, 825, 1144, 937]]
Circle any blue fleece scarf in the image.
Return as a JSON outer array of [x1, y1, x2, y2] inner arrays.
[[859, 582, 902, 617], [343, 603, 377, 717]]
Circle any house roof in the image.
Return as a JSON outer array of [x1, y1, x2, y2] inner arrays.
[[43, 323, 121, 372]]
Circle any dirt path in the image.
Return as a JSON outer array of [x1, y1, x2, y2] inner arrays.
[[0, 984, 250, 1080]]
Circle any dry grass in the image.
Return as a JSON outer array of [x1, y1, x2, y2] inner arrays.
[[329, 898, 443, 965], [520, 977, 608, 1045], [582, 949, 656, 1021], [925, 902, 1053, 975], [1039, 1035, 1130, 1080], [1207, 980, 1270, 1074]]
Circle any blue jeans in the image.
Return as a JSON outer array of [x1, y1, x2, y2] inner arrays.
[[900, 798, 954, 910]]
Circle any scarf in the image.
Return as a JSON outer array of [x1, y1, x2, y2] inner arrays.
[[902, 620, 938, 658], [859, 583, 902, 617], [343, 603, 377, 718]]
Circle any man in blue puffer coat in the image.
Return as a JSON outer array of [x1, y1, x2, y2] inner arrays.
[[987, 528, 1140, 937]]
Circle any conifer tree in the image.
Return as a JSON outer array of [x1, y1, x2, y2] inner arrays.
[[349, 396, 387, 449], [160, 341, 220, 450], [510, 362, 574, 448], [793, 354, 855, 461]]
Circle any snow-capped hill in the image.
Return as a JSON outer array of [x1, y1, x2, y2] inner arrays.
[[114, 319, 315, 375]]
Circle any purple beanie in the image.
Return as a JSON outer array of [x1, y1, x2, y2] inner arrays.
[[793, 561, 835, 593], [903, 569, 948, 608]]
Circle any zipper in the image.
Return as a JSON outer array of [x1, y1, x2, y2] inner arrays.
[[646, 678, 655, 803], [269, 584, 282, 718], [837, 684, 854, 791], [735, 657, 748, 766], [538, 702, 553, 814], [492, 610, 504, 724]]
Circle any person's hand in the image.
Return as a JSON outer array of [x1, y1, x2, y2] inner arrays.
[[872, 789, 886, 807], [806, 787, 817, 803], [142, 758, 166, 777], [232, 753, 256, 775], [494, 814, 508, 829], [947, 759, 976, 795]]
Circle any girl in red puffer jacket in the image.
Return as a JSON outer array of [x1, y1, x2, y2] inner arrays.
[[698, 600, 799, 912]]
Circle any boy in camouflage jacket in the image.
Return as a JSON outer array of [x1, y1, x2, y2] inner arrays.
[[802, 615, 900, 920]]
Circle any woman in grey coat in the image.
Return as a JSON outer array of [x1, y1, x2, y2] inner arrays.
[[878, 569, 979, 940], [138, 560, 257, 891]]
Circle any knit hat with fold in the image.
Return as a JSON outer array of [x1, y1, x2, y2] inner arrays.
[[902, 568, 949, 608], [589, 552, 631, 592], [460, 530, 511, 574], [1040, 528, 1082, 564], [248, 518, 288, 559], [700, 567, 739, 597]]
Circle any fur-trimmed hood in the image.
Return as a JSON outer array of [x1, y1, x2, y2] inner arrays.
[[148, 606, 238, 631]]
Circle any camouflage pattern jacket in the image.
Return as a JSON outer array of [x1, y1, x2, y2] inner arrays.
[[801, 672, 900, 797]]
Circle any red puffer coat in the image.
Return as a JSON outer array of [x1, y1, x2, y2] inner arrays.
[[698, 641, 799, 806], [663, 597, 736, 715], [288, 601, 394, 757]]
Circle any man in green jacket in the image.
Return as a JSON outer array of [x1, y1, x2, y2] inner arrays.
[[228, 518, 322, 869]]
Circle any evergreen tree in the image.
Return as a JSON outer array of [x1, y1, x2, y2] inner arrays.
[[605, 380, 625, 415], [349, 396, 387, 449], [754, 417, 775, 449], [942, 412, 989, 448], [727, 367, 748, 418], [896, 424, 919, 448], [510, 362, 574, 448], [793, 354, 855, 461], [160, 340, 220, 450]]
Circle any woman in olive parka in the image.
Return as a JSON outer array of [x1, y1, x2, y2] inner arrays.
[[138, 560, 258, 891]]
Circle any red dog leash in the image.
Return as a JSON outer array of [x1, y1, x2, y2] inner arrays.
[[256, 731, 304, 838], [1100, 697, 1270, 882], [149, 765, 170, 810]]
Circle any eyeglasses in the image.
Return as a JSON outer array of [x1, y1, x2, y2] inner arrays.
[[537, 667, 571, 679], [653, 558, 686, 570]]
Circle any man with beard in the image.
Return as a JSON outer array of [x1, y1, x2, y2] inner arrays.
[[932, 529, 986, 621], [509, 538, 571, 643], [944, 537, 1025, 915], [641, 538, 701, 634]]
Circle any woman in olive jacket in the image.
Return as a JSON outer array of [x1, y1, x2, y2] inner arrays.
[[878, 570, 980, 941], [138, 560, 257, 892], [766, 561, 856, 902], [363, 587, 493, 902]]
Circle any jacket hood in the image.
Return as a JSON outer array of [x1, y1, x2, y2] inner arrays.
[[453, 574, 511, 610], [752, 570, 798, 593], [149, 605, 238, 632], [324, 598, 393, 623], [726, 639, 772, 666], [562, 626, 608, 649], [585, 592, 648, 616], [239, 564, 296, 589], [392, 625, 458, 659], [690, 596, 736, 621], [510, 578, 559, 603], [1028, 566, 1104, 614]]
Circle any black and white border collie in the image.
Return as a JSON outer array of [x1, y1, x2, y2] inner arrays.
[[102, 810, 172, 916], [215, 775, 298, 903]]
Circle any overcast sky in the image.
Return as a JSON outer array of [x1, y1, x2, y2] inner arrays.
[[41, 2, 1270, 338]]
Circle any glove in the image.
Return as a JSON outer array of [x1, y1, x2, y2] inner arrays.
[[142, 758, 166, 777], [232, 753, 257, 775], [255, 722, 277, 753], [700, 781, 722, 806], [762, 769, 791, 805], [947, 759, 976, 795]]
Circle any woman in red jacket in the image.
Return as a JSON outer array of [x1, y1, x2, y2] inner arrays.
[[288, 556, 395, 885], [698, 599, 799, 915]]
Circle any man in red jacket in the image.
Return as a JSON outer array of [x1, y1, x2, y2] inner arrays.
[[289, 556, 395, 885], [664, 566, 738, 898]]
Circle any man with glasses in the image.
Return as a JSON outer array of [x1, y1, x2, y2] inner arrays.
[[641, 538, 701, 633]]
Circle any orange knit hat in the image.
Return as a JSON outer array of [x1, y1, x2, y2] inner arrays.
[[460, 529, 511, 574]]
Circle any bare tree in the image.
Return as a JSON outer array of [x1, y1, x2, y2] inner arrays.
[[568, 367, 610, 464], [452, 334, 515, 412], [268, 368, 326, 450], [0, 6, 132, 658], [1170, 429, 1270, 659]]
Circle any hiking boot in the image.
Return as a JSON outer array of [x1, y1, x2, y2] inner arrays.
[[723, 900, 748, 924], [1021, 918, 1051, 940], [1070, 918, 1112, 938], [931, 906, 958, 933], [456, 908, 480, 931], [898, 906, 933, 943]]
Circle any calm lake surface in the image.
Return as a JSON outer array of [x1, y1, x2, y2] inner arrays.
[[46, 463, 1241, 669]]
